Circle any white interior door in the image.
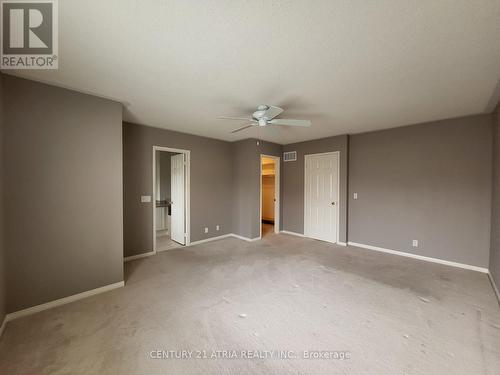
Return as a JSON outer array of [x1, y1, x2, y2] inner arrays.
[[304, 152, 339, 243], [171, 153, 185, 245]]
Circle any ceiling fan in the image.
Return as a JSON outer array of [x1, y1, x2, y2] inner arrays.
[[218, 105, 312, 133]]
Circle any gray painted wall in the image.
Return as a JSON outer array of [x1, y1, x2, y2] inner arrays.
[[490, 105, 500, 291], [1, 74, 497, 315], [232, 139, 282, 239], [123, 122, 234, 256], [349, 115, 492, 267], [282, 135, 349, 243], [3, 76, 124, 312], [0, 73, 5, 323]]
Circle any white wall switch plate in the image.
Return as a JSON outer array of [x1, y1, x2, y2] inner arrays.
[[353, 193, 358, 200], [216, 225, 220, 231], [204, 227, 208, 233], [141, 195, 151, 203], [412, 240, 419, 247]]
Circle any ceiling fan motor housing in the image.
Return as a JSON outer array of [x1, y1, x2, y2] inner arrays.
[[258, 118, 268, 127], [253, 104, 271, 121]]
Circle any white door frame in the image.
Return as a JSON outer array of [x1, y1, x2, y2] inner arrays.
[[260, 154, 280, 238], [152, 146, 191, 253], [304, 151, 340, 243]]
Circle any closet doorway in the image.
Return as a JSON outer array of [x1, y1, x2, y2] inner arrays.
[[260, 155, 280, 238]]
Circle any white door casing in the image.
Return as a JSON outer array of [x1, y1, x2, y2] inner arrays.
[[171, 153, 185, 244], [273, 158, 280, 234], [304, 152, 339, 243]]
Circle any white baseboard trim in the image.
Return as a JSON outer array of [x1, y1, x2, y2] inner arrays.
[[189, 234, 233, 246], [124, 251, 155, 262], [157, 247, 178, 253], [488, 272, 500, 304], [230, 234, 261, 242], [5, 281, 125, 323], [0, 315, 6, 338], [280, 231, 347, 247], [190, 233, 260, 245], [347, 242, 488, 273], [124, 234, 260, 263], [280, 230, 305, 237]]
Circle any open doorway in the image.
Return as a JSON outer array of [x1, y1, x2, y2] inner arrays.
[[153, 146, 191, 252], [260, 155, 280, 238]]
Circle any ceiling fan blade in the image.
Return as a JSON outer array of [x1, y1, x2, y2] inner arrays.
[[263, 106, 284, 120], [269, 119, 311, 127], [218, 116, 253, 121], [230, 124, 255, 133]]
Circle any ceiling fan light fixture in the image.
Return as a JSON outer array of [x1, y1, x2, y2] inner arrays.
[[258, 118, 267, 127]]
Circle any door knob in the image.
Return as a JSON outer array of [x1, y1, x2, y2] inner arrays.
[[331, 202, 336, 206]]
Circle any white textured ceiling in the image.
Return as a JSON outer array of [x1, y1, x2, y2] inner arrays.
[[7, 0, 500, 144]]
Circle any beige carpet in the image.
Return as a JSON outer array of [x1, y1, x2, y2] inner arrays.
[[156, 234, 182, 252], [1, 232, 499, 374]]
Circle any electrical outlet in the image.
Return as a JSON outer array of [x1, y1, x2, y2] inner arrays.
[[412, 240, 419, 247], [204, 227, 208, 234], [216, 225, 220, 231], [353, 193, 358, 200]]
